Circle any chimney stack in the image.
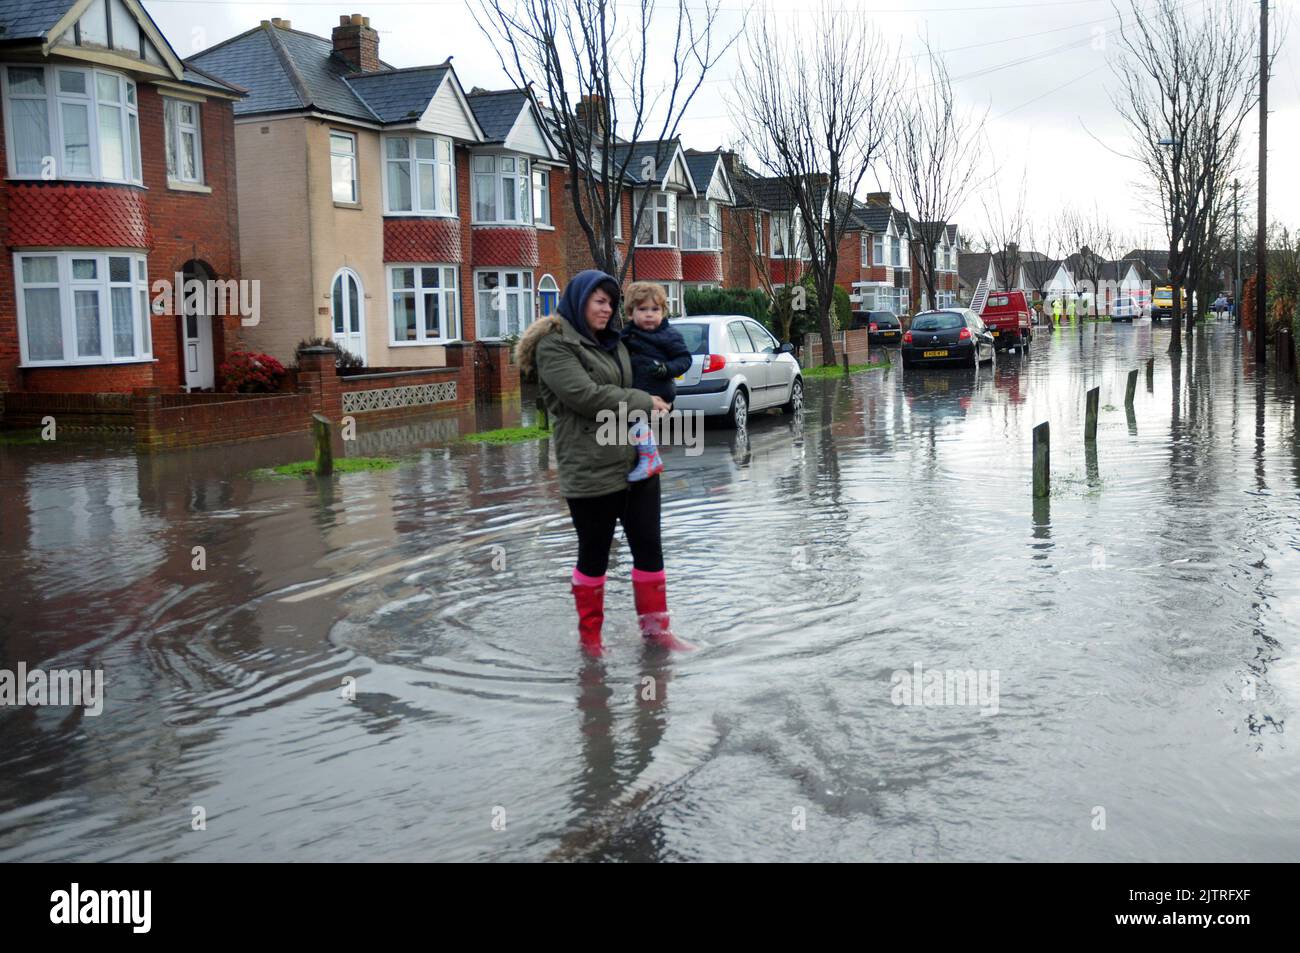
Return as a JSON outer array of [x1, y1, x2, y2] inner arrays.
[[332, 14, 380, 73], [575, 95, 609, 139], [866, 191, 891, 207]]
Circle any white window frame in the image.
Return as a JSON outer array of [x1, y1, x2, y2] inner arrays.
[[679, 197, 720, 251], [754, 212, 764, 255], [860, 233, 869, 268], [2, 64, 141, 184], [532, 167, 551, 227], [388, 264, 460, 345], [164, 96, 204, 185], [14, 250, 152, 366], [771, 211, 807, 260], [330, 131, 357, 204], [472, 152, 531, 225], [475, 269, 534, 340], [383, 134, 456, 216], [664, 281, 682, 317], [635, 191, 677, 247]]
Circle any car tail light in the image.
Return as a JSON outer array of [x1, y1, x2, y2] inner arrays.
[[702, 354, 727, 374], [902, 331, 912, 344], [869, 322, 879, 332], [958, 327, 972, 341]]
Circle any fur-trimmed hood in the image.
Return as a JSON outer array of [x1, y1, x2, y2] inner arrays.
[[514, 315, 563, 378]]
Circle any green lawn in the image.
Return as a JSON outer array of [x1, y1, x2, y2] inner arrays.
[[801, 361, 890, 379], [463, 426, 551, 444], [254, 456, 399, 478]]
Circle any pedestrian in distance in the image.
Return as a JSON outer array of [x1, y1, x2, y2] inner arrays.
[[516, 269, 693, 657], [620, 281, 693, 482]]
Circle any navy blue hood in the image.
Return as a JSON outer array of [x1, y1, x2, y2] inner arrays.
[[558, 269, 623, 351]]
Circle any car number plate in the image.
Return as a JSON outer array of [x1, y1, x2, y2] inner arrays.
[[990, 330, 999, 336], [923, 349, 948, 358], [885, 330, 899, 336]]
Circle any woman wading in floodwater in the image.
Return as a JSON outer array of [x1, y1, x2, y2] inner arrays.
[[517, 270, 693, 656]]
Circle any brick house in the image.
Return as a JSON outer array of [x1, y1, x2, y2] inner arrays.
[[840, 193, 913, 316], [188, 15, 561, 370], [1, 0, 244, 395], [911, 221, 961, 311]]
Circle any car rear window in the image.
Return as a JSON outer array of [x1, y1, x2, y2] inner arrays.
[[676, 322, 710, 355], [874, 312, 900, 327], [911, 312, 964, 331]]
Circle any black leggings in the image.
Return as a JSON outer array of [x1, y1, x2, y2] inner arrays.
[[566, 475, 663, 577]]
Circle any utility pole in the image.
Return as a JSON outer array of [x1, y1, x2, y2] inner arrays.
[[1232, 179, 1240, 321], [1255, 0, 1268, 368]]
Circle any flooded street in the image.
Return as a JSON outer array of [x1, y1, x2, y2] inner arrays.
[[2, 320, 1298, 862]]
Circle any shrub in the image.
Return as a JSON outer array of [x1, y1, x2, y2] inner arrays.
[[684, 287, 771, 324], [219, 351, 287, 393], [293, 337, 365, 371]]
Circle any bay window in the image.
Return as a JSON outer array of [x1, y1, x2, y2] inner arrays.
[[771, 212, 806, 259], [164, 97, 204, 184], [532, 168, 551, 225], [635, 192, 676, 246], [872, 234, 885, 266], [3, 65, 140, 183], [473, 153, 531, 224], [476, 270, 534, 339], [680, 198, 720, 250], [15, 250, 151, 365], [890, 235, 902, 268], [389, 265, 459, 344], [384, 134, 455, 214]]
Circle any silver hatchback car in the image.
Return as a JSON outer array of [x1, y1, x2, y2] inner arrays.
[[670, 315, 803, 428]]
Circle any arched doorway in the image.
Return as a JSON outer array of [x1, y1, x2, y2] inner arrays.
[[330, 268, 366, 363], [538, 274, 559, 318], [180, 260, 215, 391]]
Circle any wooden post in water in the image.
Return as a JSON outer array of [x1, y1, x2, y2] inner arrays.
[[312, 412, 333, 476], [1084, 386, 1100, 442], [843, 349, 851, 375], [1125, 369, 1139, 407], [1033, 422, 1050, 498]]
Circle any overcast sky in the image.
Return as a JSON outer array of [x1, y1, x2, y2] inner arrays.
[[145, 0, 1298, 257]]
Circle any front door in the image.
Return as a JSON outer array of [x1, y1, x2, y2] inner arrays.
[[182, 267, 215, 391], [331, 269, 366, 363]]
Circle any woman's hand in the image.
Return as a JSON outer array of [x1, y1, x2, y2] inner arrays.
[[651, 396, 671, 414]]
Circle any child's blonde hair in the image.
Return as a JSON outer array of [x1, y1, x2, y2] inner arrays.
[[624, 281, 667, 315]]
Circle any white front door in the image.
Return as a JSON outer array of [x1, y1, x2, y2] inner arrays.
[[331, 269, 366, 363], [183, 294, 215, 391]]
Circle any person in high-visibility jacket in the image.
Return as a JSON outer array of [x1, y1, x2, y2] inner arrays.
[[1051, 298, 1062, 325], [1066, 296, 1076, 322]]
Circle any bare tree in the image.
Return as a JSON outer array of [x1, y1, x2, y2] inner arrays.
[[980, 170, 1028, 293], [1060, 205, 1116, 315], [1109, 0, 1260, 352], [1021, 216, 1069, 315], [889, 41, 988, 313], [477, 0, 735, 281], [733, 1, 897, 365]]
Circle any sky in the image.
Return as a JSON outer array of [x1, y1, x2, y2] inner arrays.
[[142, 0, 1300, 258]]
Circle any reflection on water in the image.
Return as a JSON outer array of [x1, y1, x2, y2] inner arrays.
[[1, 324, 1298, 861]]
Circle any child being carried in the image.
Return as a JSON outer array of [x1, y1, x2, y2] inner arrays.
[[621, 282, 693, 481]]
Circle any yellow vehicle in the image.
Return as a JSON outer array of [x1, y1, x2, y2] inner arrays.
[[1152, 285, 1186, 322]]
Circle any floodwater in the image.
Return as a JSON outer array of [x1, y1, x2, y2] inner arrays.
[[1, 320, 1297, 862]]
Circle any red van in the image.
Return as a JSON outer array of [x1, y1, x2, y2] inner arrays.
[[980, 291, 1034, 351]]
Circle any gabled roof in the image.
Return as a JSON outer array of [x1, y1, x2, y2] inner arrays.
[[189, 19, 480, 134], [1124, 248, 1170, 279], [682, 150, 735, 204], [0, 0, 71, 41], [467, 88, 529, 141], [959, 252, 994, 290], [188, 21, 378, 120], [609, 139, 695, 191], [348, 66, 448, 123], [3, 0, 240, 95]]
